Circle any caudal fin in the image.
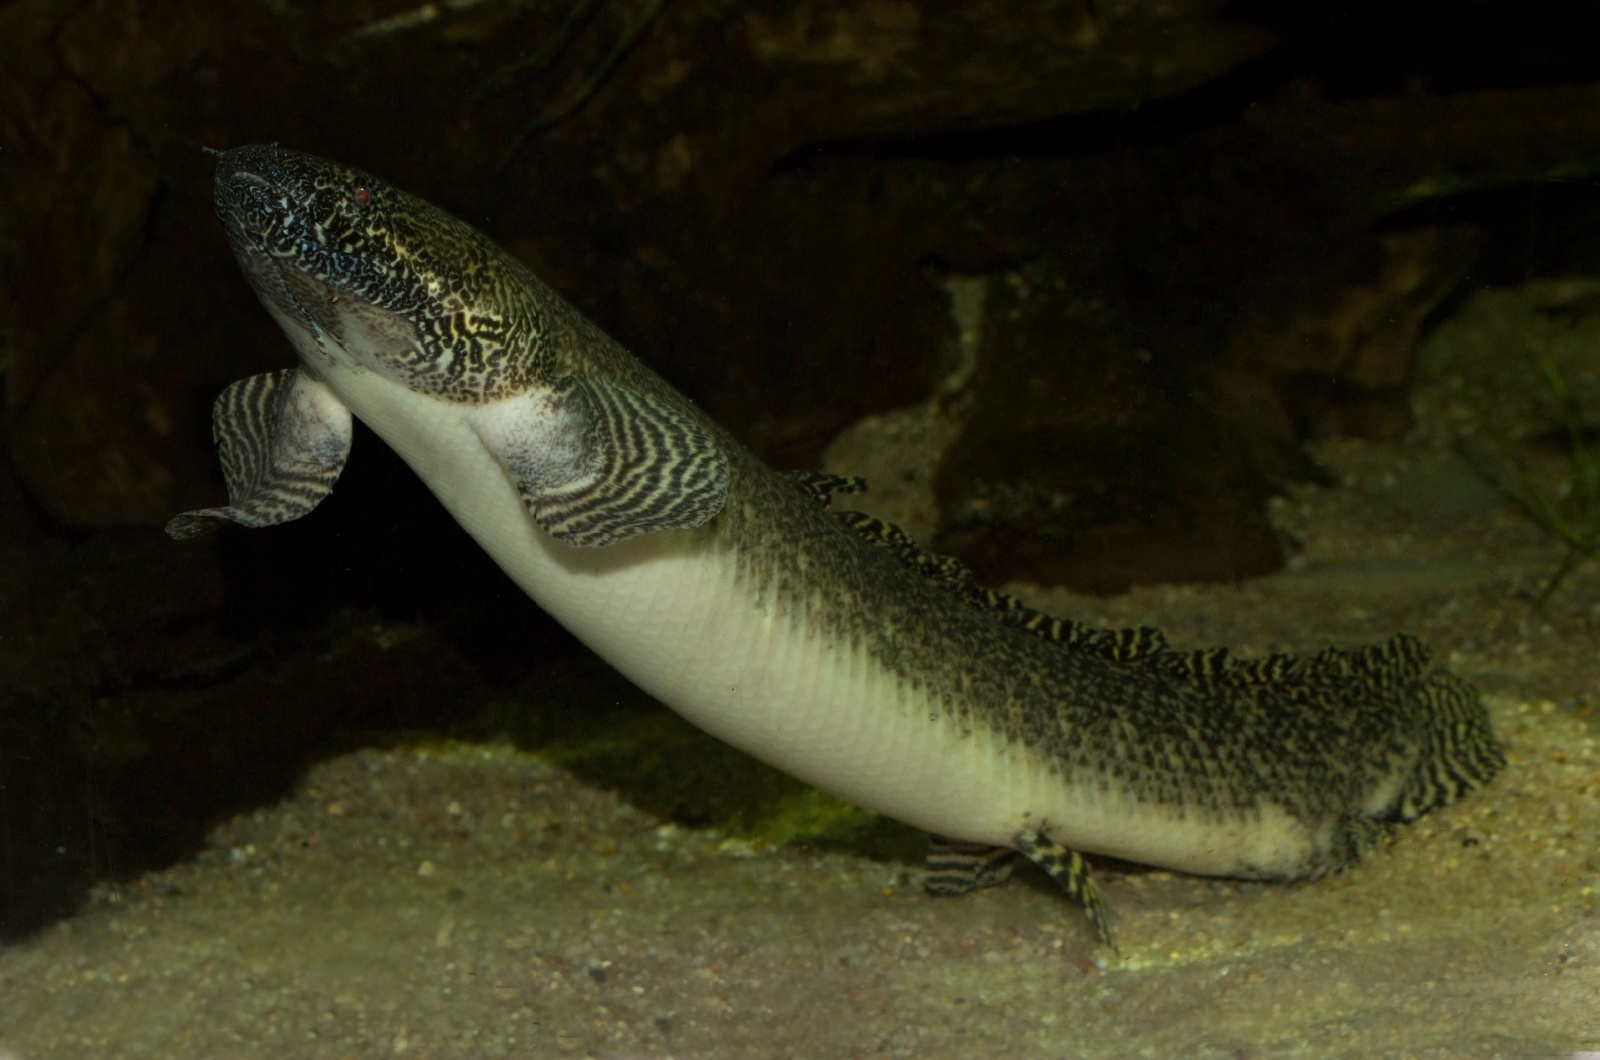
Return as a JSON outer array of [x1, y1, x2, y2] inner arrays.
[[1392, 669, 1506, 821]]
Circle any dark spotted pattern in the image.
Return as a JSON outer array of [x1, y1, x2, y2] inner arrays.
[[166, 369, 351, 538], [212, 145, 549, 403], [773, 468, 1502, 878], [794, 471, 1502, 944], [214, 146, 1504, 894]]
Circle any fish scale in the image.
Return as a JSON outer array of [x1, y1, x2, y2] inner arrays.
[[170, 144, 1505, 952]]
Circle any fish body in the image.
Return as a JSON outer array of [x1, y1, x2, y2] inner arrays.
[[171, 145, 1504, 948]]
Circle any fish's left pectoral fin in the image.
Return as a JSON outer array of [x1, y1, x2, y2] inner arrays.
[[1015, 829, 1119, 955], [471, 374, 730, 547], [924, 836, 1019, 895], [167, 369, 353, 540]]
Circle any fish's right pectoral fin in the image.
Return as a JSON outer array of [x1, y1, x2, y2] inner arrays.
[[166, 369, 353, 539], [471, 374, 730, 547]]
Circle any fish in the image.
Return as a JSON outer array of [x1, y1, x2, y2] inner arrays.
[[169, 145, 1504, 951]]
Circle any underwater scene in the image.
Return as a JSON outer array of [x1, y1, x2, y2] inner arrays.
[[0, 1, 1596, 1056]]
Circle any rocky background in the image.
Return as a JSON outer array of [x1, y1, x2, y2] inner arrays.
[[2, 0, 1599, 939]]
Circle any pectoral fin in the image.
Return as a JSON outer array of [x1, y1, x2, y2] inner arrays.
[[1015, 830, 1118, 953], [924, 836, 1019, 894], [471, 375, 730, 547], [166, 369, 353, 539]]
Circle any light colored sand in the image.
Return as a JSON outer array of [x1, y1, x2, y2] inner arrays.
[[2, 279, 1597, 1058], [0, 428, 1595, 1059]]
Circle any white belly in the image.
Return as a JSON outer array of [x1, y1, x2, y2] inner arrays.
[[308, 359, 1321, 880], [313, 359, 1037, 844]]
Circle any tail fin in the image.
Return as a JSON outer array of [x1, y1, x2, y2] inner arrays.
[[1391, 669, 1506, 821]]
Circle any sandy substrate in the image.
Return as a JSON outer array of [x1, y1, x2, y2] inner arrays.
[[2, 277, 1598, 1057], [0, 430, 1595, 1059]]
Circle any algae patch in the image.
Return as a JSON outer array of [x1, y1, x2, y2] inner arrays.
[[448, 661, 910, 856]]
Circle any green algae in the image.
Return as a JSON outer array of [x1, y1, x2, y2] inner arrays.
[[440, 664, 909, 856]]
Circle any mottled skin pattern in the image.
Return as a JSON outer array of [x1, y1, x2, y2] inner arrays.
[[213, 145, 1502, 888], [217, 147, 550, 403], [721, 463, 1494, 877]]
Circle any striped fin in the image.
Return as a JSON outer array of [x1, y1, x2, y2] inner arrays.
[[1393, 669, 1505, 820], [976, 589, 1169, 661], [166, 369, 352, 539], [924, 836, 1019, 895], [787, 470, 867, 506], [800, 470, 1167, 660], [928, 833, 1116, 953], [1014, 830, 1117, 953], [473, 375, 730, 547], [834, 510, 972, 585]]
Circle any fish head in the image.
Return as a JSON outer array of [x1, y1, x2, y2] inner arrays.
[[210, 143, 539, 401]]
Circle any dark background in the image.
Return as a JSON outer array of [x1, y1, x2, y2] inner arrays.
[[4, 0, 1600, 939]]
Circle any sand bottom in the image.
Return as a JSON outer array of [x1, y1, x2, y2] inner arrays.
[[0, 431, 1596, 1059]]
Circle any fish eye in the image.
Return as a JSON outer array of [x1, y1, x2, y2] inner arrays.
[[353, 186, 371, 206]]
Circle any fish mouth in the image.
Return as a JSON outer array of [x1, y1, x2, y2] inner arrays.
[[210, 145, 342, 351], [210, 143, 325, 276], [210, 143, 292, 241], [209, 145, 418, 371]]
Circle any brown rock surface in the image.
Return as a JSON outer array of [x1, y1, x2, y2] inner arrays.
[[6, 0, 1600, 587]]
